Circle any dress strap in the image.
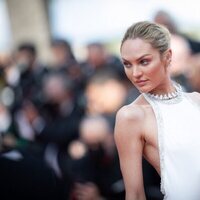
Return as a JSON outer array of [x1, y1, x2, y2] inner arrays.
[[142, 93, 166, 197]]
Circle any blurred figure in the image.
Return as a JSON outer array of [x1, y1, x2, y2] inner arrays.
[[36, 73, 84, 182], [50, 39, 84, 94], [72, 182, 102, 200], [51, 39, 76, 67], [187, 54, 200, 92], [0, 102, 15, 150], [13, 42, 48, 106], [80, 115, 115, 153], [81, 42, 125, 81], [153, 10, 195, 92], [66, 115, 125, 200], [60, 140, 99, 200], [0, 146, 61, 200], [154, 10, 200, 54], [153, 10, 177, 34], [0, 127, 2, 153], [0, 104, 61, 200], [0, 53, 13, 88], [13, 73, 83, 164], [169, 34, 191, 78], [18, 73, 84, 150], [39, 73, 84, 140], [0, 53, 16, 109], [84, 70, 127, 127], [11, 73, 85, 199]]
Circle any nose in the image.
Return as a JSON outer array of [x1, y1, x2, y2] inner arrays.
[[132, 66, 142, 78]]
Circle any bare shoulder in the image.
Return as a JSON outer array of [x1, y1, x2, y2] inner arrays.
[[116, 95, 148, 123], [116, 104, 144, 123], [114, 94, 150, 139]]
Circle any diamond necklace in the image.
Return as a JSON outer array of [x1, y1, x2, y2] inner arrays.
[[146, 82, 182, 101]]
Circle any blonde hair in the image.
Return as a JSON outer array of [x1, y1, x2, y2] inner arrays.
[[121, 21, 171, 54]]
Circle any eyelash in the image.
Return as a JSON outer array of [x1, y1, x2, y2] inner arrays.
[[140, 59, 149, 66], [123, 59, 150, 68], [123, 63, 132, 68], [123, 59, 149, 68]]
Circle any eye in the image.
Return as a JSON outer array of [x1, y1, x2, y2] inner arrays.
[[123, 62, 132, 68], [140, 59, 149, 66]]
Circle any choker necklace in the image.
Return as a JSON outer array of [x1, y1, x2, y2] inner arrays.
[[146, 82, 182, 101]]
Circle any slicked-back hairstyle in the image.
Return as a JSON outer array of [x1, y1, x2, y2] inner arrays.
[[121, 21, 171, 55]]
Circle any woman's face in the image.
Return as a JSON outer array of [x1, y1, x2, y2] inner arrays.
[[121, 38, 170, 93]]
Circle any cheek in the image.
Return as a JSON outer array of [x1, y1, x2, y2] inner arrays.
[[146, 62, 165, 79]]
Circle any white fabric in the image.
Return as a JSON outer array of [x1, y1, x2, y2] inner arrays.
[[143, 92, 200, 200]]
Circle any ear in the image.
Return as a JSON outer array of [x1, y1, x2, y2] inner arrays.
[[164, 49, 172, 68]]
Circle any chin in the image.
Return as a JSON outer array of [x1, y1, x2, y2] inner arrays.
[[135, 85, 153, 94]]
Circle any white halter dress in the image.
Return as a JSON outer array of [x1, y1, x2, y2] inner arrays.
[[143, 89, 200, 200]]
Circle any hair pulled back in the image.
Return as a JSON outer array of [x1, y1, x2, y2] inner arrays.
[[121, 21, 171, 54]]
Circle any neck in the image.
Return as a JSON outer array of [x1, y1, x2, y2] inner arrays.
[[150, 78, 175, 95], [146, 80, 182, 101]]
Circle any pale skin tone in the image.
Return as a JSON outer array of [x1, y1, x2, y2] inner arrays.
[[114, 38, 200, 200], [114, 38, 171, 200]]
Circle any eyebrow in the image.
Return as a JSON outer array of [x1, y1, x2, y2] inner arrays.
[[122, 54, 152, 63]]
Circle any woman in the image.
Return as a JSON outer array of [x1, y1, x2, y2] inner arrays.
[[114, 21, 200, 200]]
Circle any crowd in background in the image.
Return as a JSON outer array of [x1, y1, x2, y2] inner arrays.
[[0, 10, 200, 200]]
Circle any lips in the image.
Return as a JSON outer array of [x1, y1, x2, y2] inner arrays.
[[135, 80, 148, 86], [135, 80, 147, 83]]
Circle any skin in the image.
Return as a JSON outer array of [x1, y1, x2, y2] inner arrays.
[[114, 38, 174, 200]]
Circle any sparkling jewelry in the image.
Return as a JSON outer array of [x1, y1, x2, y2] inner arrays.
[[146, 82, 182, 101]]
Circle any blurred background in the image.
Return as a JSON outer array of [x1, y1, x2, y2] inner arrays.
[[0, 0, 200, 199]]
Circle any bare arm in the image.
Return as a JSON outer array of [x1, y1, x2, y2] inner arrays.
[[114, 105, 146, 200]]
